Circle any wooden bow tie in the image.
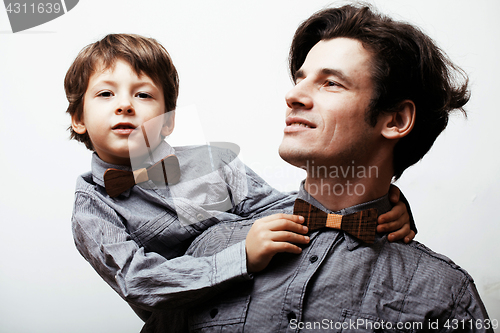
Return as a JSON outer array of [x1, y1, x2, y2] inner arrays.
[[103, 154, 181, 198], [293, 198, 378, 243]]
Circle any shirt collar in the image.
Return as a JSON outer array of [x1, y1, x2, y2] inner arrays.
[[297, 180, 393, 248], [91, 140, 176, 196]]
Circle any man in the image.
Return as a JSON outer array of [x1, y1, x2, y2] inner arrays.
[[183, 4, 492, 332]]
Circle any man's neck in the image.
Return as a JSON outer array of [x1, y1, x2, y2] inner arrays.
[[303, 163, 393, 212]]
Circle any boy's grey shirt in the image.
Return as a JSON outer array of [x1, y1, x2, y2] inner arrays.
[[71, 141, 295, 319]]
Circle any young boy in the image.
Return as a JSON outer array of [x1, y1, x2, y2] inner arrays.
[[66, 34, 414, 325]]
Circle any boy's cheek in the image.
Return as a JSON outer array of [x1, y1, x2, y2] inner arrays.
[[128, 128, 163, 160]]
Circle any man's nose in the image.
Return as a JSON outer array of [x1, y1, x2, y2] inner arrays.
[[285, 80, 313, 110], [115, 95, 135, 115]]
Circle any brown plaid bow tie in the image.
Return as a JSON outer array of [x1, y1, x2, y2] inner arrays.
[[103, 154, 181, 198], [293, 198, 378, 243]]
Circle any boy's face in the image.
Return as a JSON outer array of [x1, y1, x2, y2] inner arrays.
[[72, 59, 172, 165]]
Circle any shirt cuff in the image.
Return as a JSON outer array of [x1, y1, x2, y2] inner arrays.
[[212, 240, 252, 284]]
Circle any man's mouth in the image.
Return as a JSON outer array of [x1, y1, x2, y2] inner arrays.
[[284, 117, 316, 132], [288, 122, 312, 128]]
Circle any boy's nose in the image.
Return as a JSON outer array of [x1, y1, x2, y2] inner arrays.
[[115, 98, 135, 115]]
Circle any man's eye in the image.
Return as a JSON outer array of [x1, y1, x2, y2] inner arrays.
[[97, 91, 113, 97], [326, 80, 337, 87], [137, 92, 152, 99]]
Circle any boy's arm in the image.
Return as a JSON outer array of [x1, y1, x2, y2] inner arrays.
[[223, 158, 297, 217], [72, 190, 251, 311]]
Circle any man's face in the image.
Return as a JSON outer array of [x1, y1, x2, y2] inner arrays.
[[73, 59, 167, 165], [279, 37, 380, 169]]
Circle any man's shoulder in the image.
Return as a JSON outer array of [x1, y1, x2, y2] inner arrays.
[[367, 239, 486, 322], [385, 239, 474, 283]]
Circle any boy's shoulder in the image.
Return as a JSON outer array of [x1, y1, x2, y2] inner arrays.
[[173, 144, 241, 181], [174, 144, 239, 164], [75, 171, 95, 189], [74, 171, 106, 199]]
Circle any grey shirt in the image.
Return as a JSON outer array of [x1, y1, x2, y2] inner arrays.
[[71, 141, 295, 322], [185, 183, 492, 332]]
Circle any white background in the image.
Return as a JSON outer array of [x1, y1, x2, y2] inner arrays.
[[0, 0, 499, 332]]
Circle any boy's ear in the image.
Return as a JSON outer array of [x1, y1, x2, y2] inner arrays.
[[380, 100, 415, 140], [161, 111, 175, 136], [71, 114, 87, 134]]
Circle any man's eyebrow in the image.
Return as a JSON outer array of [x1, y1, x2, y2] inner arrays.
[[294, 69, 305, 81], [294, 68, 354, 86], [319, 68, 353, 86]]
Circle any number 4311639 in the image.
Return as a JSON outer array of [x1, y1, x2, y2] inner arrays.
[[5, 2, 62, 14], [444, 318, 498, 330]]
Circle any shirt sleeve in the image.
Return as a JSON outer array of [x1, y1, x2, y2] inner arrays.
[[221, 156, 296, 218], [72, 189, 251, 312]]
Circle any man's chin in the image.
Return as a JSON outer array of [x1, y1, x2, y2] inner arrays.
[[279, 144, 310, 168]]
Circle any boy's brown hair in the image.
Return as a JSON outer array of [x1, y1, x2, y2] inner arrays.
[[65, 34, 179, 150]]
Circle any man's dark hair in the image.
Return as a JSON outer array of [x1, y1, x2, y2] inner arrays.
[[289, 4, 469, 179]]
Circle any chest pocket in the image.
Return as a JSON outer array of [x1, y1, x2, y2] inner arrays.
[[169, 170, 235, 228], [188, 295, 251, 333]]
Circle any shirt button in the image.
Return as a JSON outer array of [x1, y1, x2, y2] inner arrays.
[[287, 311, 296, 321], [196, 214, 205, 221], [309, 255, 318, 263]]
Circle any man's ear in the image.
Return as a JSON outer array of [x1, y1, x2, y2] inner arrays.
[[161, 111, 175, 136], [380, 100, 415, 140], [71, 114, 87, 134]]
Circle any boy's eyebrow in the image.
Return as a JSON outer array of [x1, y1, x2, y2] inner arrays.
[[89, 79, 160, 91], [93, 79, 118, 86]]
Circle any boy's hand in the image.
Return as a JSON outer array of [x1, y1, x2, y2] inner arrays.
[[246, 214, 309, 273], [377, 185, 415, 243]]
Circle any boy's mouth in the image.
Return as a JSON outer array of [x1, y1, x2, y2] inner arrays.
[[112, 122, 137, 135]]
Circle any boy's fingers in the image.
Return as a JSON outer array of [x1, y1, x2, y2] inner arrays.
[[268, 219, 308, 234], [378, 203, 405, 224], [377, 220, 400, 233], [388, 184, 401, 203], [271, 242, 303, 255], [290, 214, 305, 223], [271, 231, 310, 244], [387, 224, 411, 242], [404, 230, 416, 243], [259, 213, 305, 224]]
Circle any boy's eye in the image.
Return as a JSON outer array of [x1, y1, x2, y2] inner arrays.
[[97, 91, 113, 97], [137, 92, 152, 99]]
